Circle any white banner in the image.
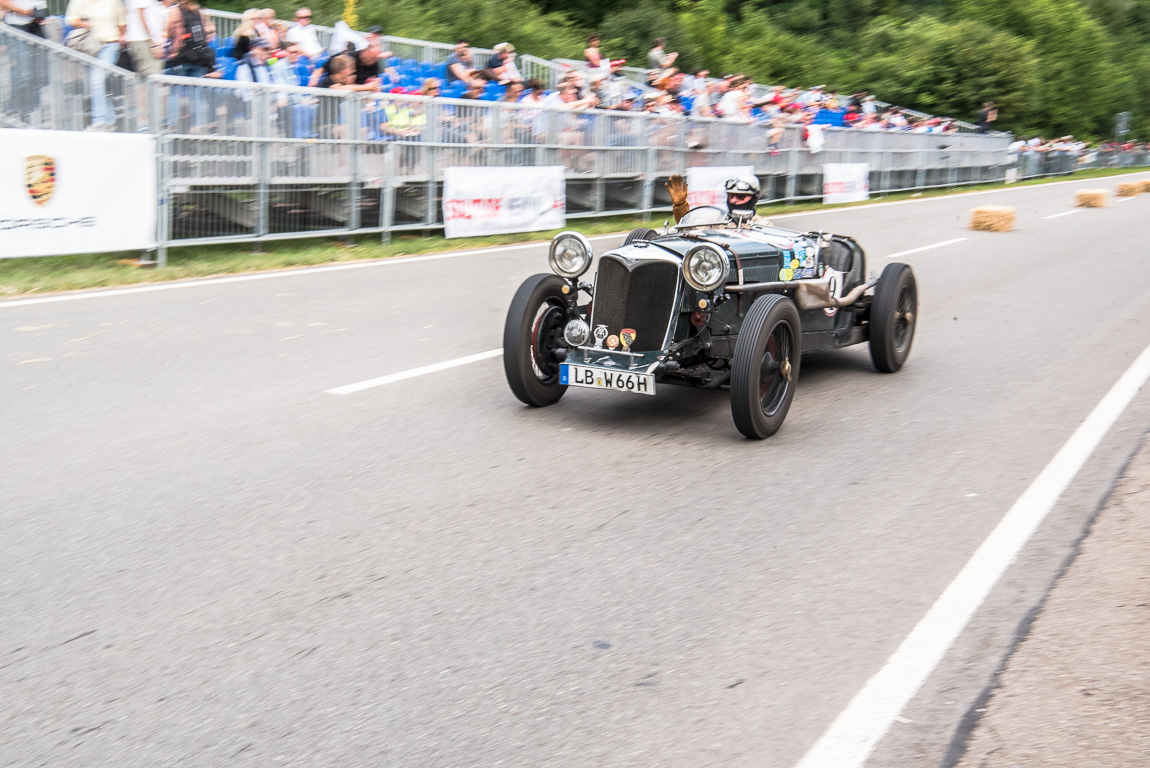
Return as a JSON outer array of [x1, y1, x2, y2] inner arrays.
[[443, 166, 565, 239], [822, 163, 870, 204], [0, 129, 157, 258], [685, 166, 754, 211]]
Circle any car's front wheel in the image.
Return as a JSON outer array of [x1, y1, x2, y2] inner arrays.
[[730, 294, 802, 439], [503, 274, 570, 407], [868, 262, 917, 373]]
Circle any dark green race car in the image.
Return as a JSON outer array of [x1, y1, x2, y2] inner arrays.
[[503, 207, 917, 439]]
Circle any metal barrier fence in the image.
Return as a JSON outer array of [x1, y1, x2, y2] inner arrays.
[[143, 74, 1017, 265], [1022, 147, 1150, 177]]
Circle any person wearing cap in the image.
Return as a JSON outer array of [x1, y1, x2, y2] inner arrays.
[[234, 36, 273, 86], [284, 7, 322, 59]]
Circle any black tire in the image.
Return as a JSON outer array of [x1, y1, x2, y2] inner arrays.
[[730, 294, 802, 439], [623, 227, 658, 245], [503, 274, 570, 407], [869, 262, 917, 373]]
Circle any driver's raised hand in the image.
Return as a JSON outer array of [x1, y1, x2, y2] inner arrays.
[[665, 174, 689, 223]]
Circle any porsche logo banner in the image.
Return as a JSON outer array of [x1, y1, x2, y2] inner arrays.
[[1, 129, 157, 258], [443, 166, 565, 239]]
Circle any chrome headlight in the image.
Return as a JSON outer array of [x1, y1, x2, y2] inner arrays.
[[563, 318, 590, 346], [683, 244, 730, 292], [549, 232, 593, 279]]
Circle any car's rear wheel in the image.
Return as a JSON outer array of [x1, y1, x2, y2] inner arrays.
[[503, 274, 570, 407], [869, 262, 917, 373], [623, 227, 658, 245], [730, 294, 801, 439]]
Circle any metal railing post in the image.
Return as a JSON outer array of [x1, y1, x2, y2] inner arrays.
[[640, 116, 655, 215], [347, 93, 362, 236], [254, 87, 270, 243], [425, 100, 440, 227], [785, 146, 800, 202], [380, 143, 396, 245]]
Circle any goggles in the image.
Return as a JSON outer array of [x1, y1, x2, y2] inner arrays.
[[724, 178, 758, 193]]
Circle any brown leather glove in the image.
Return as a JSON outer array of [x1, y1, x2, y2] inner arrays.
[[665, 174, 689, 223]]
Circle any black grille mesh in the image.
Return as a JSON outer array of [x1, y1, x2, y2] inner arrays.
[[593, 258, 679, 352], [742, 264, 780, 283]]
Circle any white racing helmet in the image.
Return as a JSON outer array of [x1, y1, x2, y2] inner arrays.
[[724, 173, 761, 221]]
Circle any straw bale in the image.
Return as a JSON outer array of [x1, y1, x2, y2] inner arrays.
[[1117, 181, 1140, 197], [969, 205, 1016, 232], [1141, 180, 1150, 193], [1076, 189, 1106, 208]]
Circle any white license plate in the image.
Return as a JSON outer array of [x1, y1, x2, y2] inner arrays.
[[560, 364, 655, 396]]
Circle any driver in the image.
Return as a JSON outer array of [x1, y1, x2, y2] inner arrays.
[[666, 172, 770, 226]]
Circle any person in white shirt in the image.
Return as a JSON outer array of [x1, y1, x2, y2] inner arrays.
[[124, 0, 166, 75], [284, 7, 322, 58]]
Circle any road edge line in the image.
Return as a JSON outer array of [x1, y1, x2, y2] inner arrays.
[[793, 338, 1150, 768]]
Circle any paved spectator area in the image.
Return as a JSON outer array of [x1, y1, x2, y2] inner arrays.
[[956, 434, 1150, 768]]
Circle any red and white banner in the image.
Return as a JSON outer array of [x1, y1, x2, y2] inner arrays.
[[443, 166, 566, 239], [0, 128, 157, 258], [822, 163, 870, 204], [685, 166, 754, 211]]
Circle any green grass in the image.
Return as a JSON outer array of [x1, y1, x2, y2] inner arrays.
[[2, 165, 1147, 299]]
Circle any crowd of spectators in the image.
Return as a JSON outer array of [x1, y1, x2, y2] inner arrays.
[[3, 0, 976, 136]]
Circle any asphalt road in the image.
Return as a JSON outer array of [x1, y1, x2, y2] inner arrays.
[[4, 174, 1150, 767]]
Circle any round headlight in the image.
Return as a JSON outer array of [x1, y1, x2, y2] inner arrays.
[[683, 244, 730, 292], [549, 232, 593, 279]]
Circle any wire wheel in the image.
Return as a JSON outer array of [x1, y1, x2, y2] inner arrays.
[[869, 262, 918, 373], [503, 274, 571, 407], [731, 294, 802, 439]]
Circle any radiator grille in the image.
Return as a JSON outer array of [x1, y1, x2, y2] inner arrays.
[[592, 257, 679, 352], [742, 264, 780, 283]]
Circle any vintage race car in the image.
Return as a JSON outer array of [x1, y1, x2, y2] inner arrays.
[[502, 206, 917, 438]]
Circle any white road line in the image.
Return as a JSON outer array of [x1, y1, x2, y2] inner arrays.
[[327, 349, 502, 395], [883, 238, 967, 259], [1115, 195, 1138, 202], [793, 338, 1150, 768], [0, 235, 626, 310], [1043, 209, 1081, 220]]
